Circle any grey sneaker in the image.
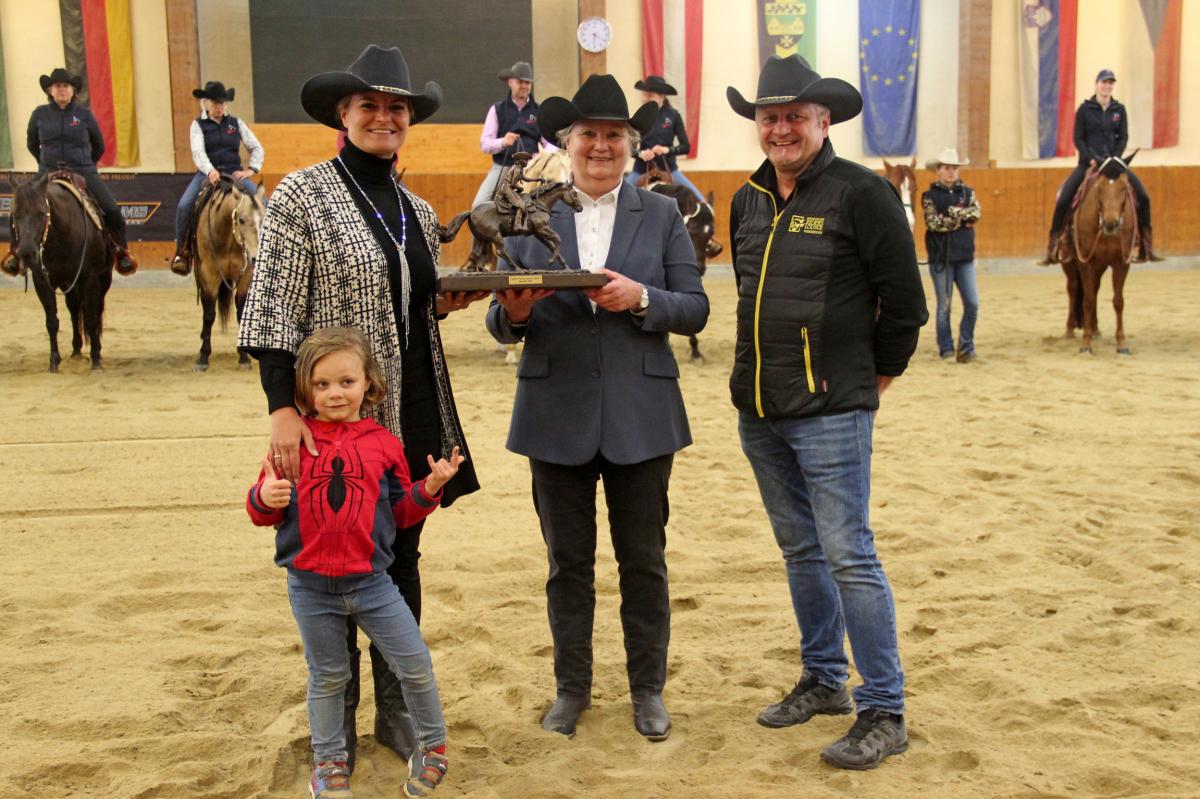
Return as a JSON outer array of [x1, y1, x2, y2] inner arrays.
[[820, 708, 908, 770], [757, 671, 854, 728], [403, 746, 448, 797]]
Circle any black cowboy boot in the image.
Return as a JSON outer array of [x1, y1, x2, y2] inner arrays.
[[169, 242, 192, 276], [115, 247, 137, 276], [1037, 230, 1061, 266], [1137, 226, 1165, 263]]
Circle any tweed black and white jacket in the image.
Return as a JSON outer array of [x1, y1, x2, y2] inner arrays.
[[238, 159, 467, 462]]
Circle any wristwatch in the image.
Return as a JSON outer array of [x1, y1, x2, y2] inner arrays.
[[635, 285, 650, 313]]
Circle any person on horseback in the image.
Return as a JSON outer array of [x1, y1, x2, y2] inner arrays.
[[7, 68, 137, 276], [471, 61, 558, 209], [1041, 69, 1161, 264], [170, 81, 265, 276], [625, 75, 704, 202], [492, 150, 540, 235]]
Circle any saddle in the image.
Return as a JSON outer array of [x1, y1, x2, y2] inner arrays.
[[636, 157, 673, 189], [45, 169, 105, 232]]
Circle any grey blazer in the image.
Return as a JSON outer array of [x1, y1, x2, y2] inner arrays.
[[486, 182, 709, 466]]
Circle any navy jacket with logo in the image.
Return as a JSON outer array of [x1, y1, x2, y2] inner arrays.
[[728, 140, 927, 419], [921, 180, 981, 265], [631, 103, 690, 174], [26, 101, 104, 172], [1073, 96, 1128, 164], [491, 95, 542, 165], [197, 114, 245, 173]]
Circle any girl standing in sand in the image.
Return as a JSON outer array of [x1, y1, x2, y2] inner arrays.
[[246, 327, 462, 799]]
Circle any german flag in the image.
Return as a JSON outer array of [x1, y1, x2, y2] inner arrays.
[[59, 0, 139, 167]]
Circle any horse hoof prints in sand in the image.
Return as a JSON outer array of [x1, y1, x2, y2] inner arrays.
[[10, 172, 113, 372]]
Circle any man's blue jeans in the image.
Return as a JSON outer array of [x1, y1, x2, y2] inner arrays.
[[929, 260, 979, 358], [174, 172, 260, 245], [738, 410, 905, 714], [287, 571, 446, 763]]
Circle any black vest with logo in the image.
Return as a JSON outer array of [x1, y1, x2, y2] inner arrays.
[[198, 114, 244, 173], [492, 96, 541, 165]]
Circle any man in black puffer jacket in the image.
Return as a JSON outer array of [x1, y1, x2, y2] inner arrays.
[[725, 55, 927, 772]]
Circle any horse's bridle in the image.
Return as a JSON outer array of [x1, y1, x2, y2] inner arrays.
[[26, 188, 90, 296], [205, 187, 256, 292]]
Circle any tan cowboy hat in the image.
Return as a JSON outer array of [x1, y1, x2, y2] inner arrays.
[[925, 148, 969, 171]]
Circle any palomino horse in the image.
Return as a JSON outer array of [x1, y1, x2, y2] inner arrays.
[[1061, 153, 1138, 354], [649, 180, 723, 362], [7, 173, 113, 371], [883, 157, 918, 230], [440, 180, 583, 272], [192, 178, 266, 371]]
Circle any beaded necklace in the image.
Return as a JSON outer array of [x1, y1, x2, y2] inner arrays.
[[336, 154, 411, 345]]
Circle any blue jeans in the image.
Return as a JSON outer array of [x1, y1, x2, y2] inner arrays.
[[929, 260, 979, 357], [624, 168, 706, 202], [738, 410, 905, 714], [287, 571, 446, 762], [174, 172, 260, 245]]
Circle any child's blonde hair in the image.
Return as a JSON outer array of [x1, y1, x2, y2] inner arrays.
[[294, 327, 386, 416]]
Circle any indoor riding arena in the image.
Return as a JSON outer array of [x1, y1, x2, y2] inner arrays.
[[1, 2, 1198, 798]]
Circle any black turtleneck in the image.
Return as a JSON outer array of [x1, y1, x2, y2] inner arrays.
[[256, 140, 441, 477]]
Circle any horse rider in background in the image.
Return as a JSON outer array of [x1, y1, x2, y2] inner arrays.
[[1041, 69, 1162, 264], [625, 74, 705, 203], [7, 67, 138, 276], [470, 61, 558, 209], [170, 81, 265, 276]]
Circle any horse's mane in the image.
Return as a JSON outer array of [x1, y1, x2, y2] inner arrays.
[[650, 182, 701, 217]]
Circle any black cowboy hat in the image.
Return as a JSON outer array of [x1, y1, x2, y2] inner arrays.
[[726, 55, 862, 124], [498, 61, 534, 82], [193, 81, 235, 102], [39, 68, 83, 94], [634, 75, 677, 95], [537, 74, 658, 142], [301, 44, 442, 129]]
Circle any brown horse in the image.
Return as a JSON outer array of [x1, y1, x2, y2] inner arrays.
[[649, 182, 723, 361], [192, 178, 266, 371], [883, 157, 918, 230], [8, 174, 113, 371], [1061, 154, 1138, 354], [440, 180, 582, 272]]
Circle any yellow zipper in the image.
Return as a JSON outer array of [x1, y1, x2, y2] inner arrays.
[[801, 326, 816, 393], [747, 180, 782, 417]]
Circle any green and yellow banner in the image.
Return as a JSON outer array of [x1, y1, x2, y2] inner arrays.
[[758, 1, 817, 67]]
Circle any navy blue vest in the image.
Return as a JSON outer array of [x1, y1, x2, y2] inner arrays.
[[492, 96, 541, 165], [198, 114, 243, 173]]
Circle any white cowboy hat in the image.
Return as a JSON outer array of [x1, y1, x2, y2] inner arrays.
[[925, 148, 969, 171]]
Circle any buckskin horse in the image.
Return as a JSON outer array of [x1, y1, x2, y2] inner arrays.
[[649, 180, 723, 361], [1060, 152, 1138, 354], [883, 157, 918, 230], [191, 178, 266, 371], [7, 173, 113, 371]]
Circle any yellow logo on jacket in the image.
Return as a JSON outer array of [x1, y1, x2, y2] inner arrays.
[[788, 214, 825, 234]]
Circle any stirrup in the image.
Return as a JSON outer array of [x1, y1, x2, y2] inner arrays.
[[170, 254, 191, 276]]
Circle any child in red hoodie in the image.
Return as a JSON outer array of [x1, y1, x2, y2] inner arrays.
[[247, 326, 462, 799]]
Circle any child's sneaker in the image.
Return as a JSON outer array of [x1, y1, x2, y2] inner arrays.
[[310, 761, 353, 799], [404, 745, 448, 797]]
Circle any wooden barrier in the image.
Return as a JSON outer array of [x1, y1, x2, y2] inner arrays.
[[240, 123, 1200, 264]]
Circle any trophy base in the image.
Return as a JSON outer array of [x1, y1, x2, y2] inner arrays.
[[437, 269, 607, 292]]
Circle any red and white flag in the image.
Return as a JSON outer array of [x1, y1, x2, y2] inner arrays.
[[1125, 0, 1181, 149], [641, 0, 703, 157]]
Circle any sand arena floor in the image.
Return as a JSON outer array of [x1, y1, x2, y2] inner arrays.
[[0, 268, 1197, 798]]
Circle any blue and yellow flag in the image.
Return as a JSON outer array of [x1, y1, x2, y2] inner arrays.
[[859, 1, 920, 156]]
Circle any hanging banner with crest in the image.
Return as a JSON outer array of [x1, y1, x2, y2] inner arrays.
[[757, 2, 816, 68]]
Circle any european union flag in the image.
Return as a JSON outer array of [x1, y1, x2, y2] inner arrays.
[[859, 1, 920, 156]]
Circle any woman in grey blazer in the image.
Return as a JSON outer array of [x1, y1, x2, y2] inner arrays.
[[486, 74, 709, 742]]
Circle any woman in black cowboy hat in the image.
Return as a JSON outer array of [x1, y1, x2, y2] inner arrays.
[[486, 73, 709, 743], [169, 81, 266, 276], [19, 68, 136, 275], [238, 44, 486, 797], [624, 74, 704, 202]]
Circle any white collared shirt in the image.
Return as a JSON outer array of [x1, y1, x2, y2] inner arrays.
[[574, 183, 621, 274]]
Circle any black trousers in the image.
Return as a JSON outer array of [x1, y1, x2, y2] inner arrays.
[[531, 452, 674, 697], [40, 167, 128, 247], [1051, 163, 1151, 234]]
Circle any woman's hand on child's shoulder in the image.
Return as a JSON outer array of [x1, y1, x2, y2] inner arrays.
[[424, 446, 465, 495], [258, 456, 294, 509]]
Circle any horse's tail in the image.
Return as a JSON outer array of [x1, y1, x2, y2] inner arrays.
[[217, 279, 234, 332], [440, 211, 471, 243]]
